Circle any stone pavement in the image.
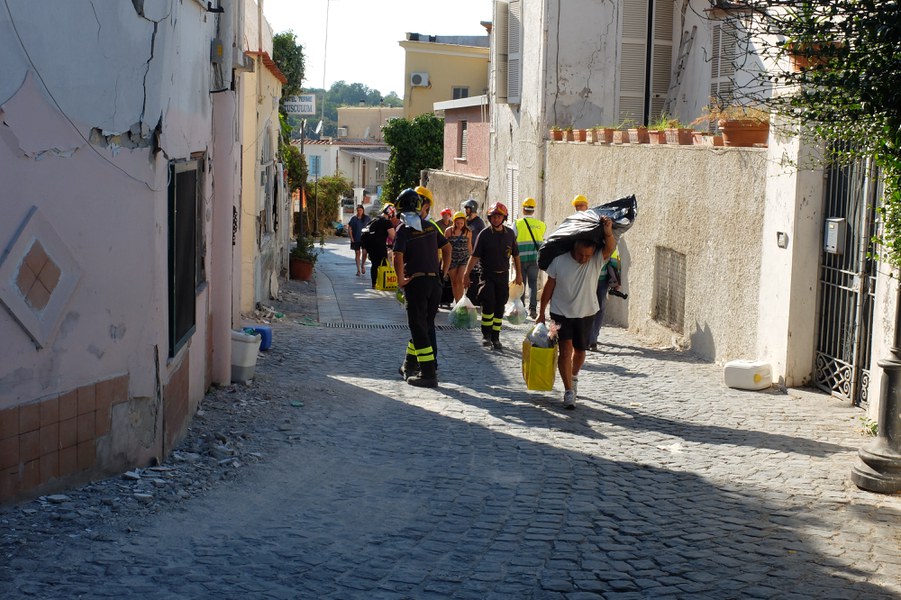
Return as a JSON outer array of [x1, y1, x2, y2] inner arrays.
[[2, 238, 900, 599]]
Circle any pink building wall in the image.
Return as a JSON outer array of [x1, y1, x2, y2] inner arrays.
[[442, 105, 490, 178]]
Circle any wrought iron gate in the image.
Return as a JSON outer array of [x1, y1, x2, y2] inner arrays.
[[814, 155, 879, 406]]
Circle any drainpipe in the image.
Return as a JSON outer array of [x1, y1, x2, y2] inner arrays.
[[851, 268, 901, 492]]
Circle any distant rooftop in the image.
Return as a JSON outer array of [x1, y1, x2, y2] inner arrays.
[[405, 32, 489, 48]]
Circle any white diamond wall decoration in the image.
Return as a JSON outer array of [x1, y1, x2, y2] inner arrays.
[[0, 206, 82, 349]]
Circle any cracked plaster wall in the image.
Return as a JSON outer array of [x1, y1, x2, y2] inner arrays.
[[0, 0, 223, 408]]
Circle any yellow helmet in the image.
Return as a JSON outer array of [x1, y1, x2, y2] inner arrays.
[[452, 211, 466, 221], [414, 185, 433, 204], [522, 198, 537, 211], [571, 194, 589, 208]]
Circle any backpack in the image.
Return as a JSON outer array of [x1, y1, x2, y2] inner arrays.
[[360, 220, 377, 253]]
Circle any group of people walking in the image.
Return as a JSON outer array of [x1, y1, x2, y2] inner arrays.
[[345, 187, 623, 409]]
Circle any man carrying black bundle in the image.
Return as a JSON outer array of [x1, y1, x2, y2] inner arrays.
[[536, 217, 615, 410]]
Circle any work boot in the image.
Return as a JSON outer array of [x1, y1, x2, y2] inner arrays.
[[491, 339, 504, 351], [399, 358, 419, 381], [407, 362, 438, 388], [482, 335, 493, 348]]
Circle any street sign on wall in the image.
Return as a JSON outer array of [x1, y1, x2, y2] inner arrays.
[[284, 94, 316, 115]]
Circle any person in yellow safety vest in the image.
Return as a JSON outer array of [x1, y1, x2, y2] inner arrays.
[[571, 194, 589, 212], [513, 198, 547, 319]]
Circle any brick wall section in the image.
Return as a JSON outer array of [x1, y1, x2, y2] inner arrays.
[[0, 374, 128, 503]]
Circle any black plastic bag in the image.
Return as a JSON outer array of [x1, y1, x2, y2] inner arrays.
[[537, 195, 637, 270]]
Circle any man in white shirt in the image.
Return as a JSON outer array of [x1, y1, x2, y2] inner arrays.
[[535, 217, 615, 409]]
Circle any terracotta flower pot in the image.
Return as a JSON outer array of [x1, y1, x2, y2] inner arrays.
[[290, 257, 314, 281], [593, 128, 614, 144], [627, 127, 649, 144], [719, 120, 769, 147], [665, 128, 694, 145], [647, 130, 666, 145], [550, 128, 563, 141], [563, 129, 575, 142]]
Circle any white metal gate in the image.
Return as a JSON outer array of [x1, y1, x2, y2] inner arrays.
[[814, 155, 879, 407]]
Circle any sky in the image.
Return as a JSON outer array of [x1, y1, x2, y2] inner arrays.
[[262, 0, 493, 98]]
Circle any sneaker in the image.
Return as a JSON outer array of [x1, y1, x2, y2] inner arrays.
[[529, 309, 537, 319], [491, 340, 504, 351], [588, 343, 598, 352], [572, 376, 578, 398], [563, 390, 575, 410]]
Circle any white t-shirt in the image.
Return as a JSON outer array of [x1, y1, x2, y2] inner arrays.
[[545, 249, 609, 318]]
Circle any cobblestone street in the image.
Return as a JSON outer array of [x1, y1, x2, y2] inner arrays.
[[2, 239, 900, 599]]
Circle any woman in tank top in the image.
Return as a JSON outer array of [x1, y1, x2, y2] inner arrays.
[[444, 211, 472, 302]]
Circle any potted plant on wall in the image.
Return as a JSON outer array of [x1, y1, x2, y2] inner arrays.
[[289, 234, 320, 281], [692, 104, 770, 147], [549, 125, 563, 141], [647, 114, 670, 144]]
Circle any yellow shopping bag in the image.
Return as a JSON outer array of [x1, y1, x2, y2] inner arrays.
[[522, 338, 558, 391], [376, 259, 398, 291]]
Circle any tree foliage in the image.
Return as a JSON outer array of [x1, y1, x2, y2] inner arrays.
[[381, 113, 444, 203], [272, 31, 304, 100], [303, 172, 353, 234], [281, 140, 307, 194], [722, 1, 901, 265], [291, 82, 403, 140]]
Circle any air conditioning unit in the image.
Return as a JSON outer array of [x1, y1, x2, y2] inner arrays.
[[337, 127, 348, 137], [410, 72, 429, 87]]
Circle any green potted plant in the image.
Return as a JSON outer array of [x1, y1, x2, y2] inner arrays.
[[562, 125, 575, 142], [549, 125, 563, 141], [647, 114, 671, 144], [289, 234, 321, 281]]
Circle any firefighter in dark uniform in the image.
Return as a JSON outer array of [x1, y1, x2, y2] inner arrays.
[[393, 188, 452, 388], [462, 202, 523, 350]]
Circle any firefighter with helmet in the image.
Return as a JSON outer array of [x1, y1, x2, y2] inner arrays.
[[393, 188, 452, 387], [462, 202, 523, 350]]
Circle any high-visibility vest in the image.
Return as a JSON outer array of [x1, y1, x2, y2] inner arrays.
[[514, 216, 546, 263]]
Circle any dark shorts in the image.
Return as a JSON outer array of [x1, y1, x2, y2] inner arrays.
[[350, 241, 363, 251], [550, 313, 594, 351]]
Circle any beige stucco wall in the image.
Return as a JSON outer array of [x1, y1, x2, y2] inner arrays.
[[239, 3, 285, 314], [402, 41, 489, 118], [422, 171, 489, 218], [543, 142, 768, 362], [336, 106, 403, 141]]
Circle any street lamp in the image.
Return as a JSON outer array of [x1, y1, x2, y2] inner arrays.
[[851, 282, 901, 493]]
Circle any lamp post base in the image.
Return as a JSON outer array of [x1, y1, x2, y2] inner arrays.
[[851, 355, 901, 494], [851, 443, 901, 494]]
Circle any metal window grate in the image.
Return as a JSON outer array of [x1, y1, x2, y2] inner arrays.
[[654, 246, 686, 333]]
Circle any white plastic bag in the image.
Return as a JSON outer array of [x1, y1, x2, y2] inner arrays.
[[449, 296, 480, 329], [527, 323, 552, 348], [505, 298, 527, 325]]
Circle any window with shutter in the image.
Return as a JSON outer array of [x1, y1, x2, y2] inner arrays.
[[458, 121, 468, 159], [494, 0, 509, 101], [506, 166, 519, 219], [618, 0, 673, 125], [506, 0, 522, 104], [709, 21, 737, 112]]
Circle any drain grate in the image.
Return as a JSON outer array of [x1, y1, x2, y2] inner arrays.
[[322, 322, 462, 331]]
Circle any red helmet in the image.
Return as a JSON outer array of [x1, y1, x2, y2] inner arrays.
[[486, 202, 508, 219], [440, 208, 453, 218]]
